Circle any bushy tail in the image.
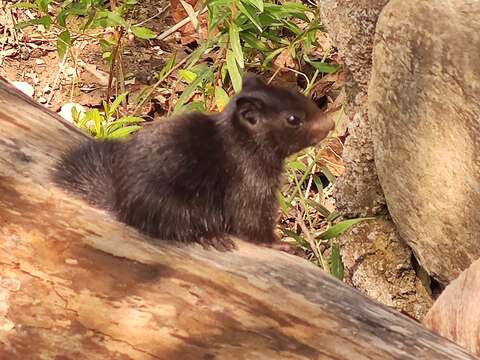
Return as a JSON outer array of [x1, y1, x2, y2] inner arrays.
[[54, 139, 118, 210]]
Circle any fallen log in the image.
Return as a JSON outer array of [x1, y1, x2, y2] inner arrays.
[[0, 77, 476, 359], [424, 258, 480, 356]]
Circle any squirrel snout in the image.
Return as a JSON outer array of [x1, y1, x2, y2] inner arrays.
[[310, 113, 335, 141]]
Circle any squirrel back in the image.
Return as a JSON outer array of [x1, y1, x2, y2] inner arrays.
[[56, 139, 119, 210]]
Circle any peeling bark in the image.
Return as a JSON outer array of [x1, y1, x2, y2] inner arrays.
[[424, 258, 480, 356]]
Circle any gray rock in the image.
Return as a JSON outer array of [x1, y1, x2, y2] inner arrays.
[[320, 0, 432, 319], [340, 218, 432, 320], [370, 0, 480, 283]]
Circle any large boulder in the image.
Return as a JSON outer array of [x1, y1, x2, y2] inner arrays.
[[320, 0, 432, 319], [369, 0, 480, 283]]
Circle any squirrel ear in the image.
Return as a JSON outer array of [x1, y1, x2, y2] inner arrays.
[[242, 73, 266, 90], [234, 96, 264, 129]]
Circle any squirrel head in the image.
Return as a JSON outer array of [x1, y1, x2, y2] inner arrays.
[[225, 74, 335, 158]]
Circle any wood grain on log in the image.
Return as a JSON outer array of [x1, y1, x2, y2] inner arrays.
[[0, 77, 476, 359], [424, 258, 480, 356]]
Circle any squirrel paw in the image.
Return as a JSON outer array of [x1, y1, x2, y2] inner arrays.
[[197, 234, 237, 252]]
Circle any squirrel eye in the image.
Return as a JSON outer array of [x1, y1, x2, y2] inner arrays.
[[286, 114, 302, 127]]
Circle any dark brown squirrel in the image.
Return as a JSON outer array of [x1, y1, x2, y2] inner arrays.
[[54, 74, 335, 250]]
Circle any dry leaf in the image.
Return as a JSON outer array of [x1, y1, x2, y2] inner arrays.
[[170, 0, 208, 44], [273, 48, 296, 70], [319, 137, 344, 177]]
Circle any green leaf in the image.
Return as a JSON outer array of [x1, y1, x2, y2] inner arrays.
[[78, 109, 103, 135], [176, 101, 206, 114], [106, 125, 142, 139], [106, 116, 144, 133], [131, 26, 157, 40], [263, 46, 286, 67], [178, 69, 198, 83], [106, 11, 126, 26], [264, 3, 310, 21], [185, 41, 210, 68], [326, 211, 342, 223], [114, 115, 145, 124], [305, 199, 330, 218], [57, 30, 71, 61], [312, 174, 323, 194], [280, 19, 302, 36], [317, 218, 375, 240], [76, 110, 92, 128], [214, 86, 230, 111], [35, 0, 51, 13], [220, 64, 228, 82], [286, 160, 307, 172], [156, 53, 176, 81], [308, 61, 339, 74], [92, 10, 126, 28], [57, 8, 68, 27], [330, 242, 344, 280], [174, 68, 212, 113], [242, 0, 264, 12], [10, 2, 38, 10], [16, 15, 52, 31], [109, 92, 128, 117], [237, 1, 262, 32], [241, 32, 270, 52], [229, 23, 244, 69], [226, 50, 242, 93], [277, 192, 289, 214], [321, 165, 336, 184], [69, 107, 79, 123], [99, 38, 114, 52], [102, 51, 112, 61], [282, 229, 308, 247], [92, 111, 103, 137]]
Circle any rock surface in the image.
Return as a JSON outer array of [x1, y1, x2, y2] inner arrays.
[[321, 0, 389, 217], [369, 0, 480, 284], [340, 218, 432, 320], [319, 0, 433, 320]]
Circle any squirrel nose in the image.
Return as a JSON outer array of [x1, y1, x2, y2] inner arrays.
[[328, 118, 335, 131], [311, 113, 335, 135]]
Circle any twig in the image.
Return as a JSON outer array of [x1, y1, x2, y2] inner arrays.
[[167, 78, 180, 116], [46, 54, 68, 105], [296, 214, 328, 272], [156, 7, 208, 41], [134, 6, 170, 27], [106, 28, 124, 102], [133, 54, 189, 115], [209, 47, 226, 111]]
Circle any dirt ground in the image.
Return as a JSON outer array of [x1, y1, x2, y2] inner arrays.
[[0, 0, 183, 115]]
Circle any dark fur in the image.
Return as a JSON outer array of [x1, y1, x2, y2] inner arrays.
[[54, 75, 334, 250]]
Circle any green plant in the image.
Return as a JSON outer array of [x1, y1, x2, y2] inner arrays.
[[279, 144, 374, 279], [73, 93, 143, 139], [136, 0, 339, 114]]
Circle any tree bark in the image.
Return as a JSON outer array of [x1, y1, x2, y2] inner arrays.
[[0, 77, 476, 359], [424, 258, 480, 356]]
